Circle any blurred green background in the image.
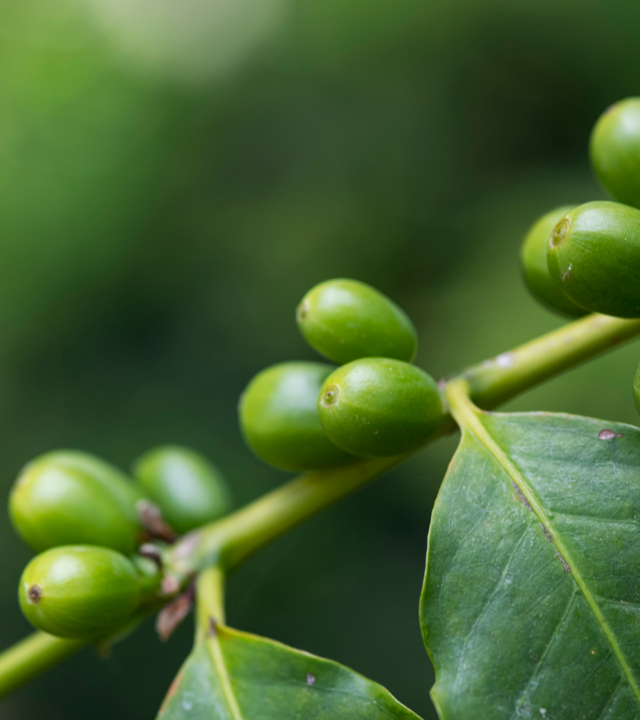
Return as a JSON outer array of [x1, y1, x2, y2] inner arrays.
[[1, 0, 640, 717]]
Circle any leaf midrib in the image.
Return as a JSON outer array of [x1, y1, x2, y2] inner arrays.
[[205, 627, 245, 720], [447, 382, 640, 707]]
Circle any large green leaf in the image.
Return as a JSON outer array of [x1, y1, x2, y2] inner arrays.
[[421, 409, 640, 719], [157, 623, 422, 719]]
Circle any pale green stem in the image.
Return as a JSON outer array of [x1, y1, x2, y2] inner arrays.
[[167, 455, 401, 577], [0, 633, 86, 697], [3, 312, 640, 699], [195, 566, 226, 644], [168, 313, 640, 577], [461, 314, 640, 409]]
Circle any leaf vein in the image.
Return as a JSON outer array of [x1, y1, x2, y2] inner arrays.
[[205, 629, 245, 720], [446, 381, 640, 708], [554, 511, 640, 529], [452, 527, 530, 690], [595, 680, 623, 720], [514, 590, 577, 715]]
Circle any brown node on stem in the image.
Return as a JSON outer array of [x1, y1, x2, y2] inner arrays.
[[156, 584, 195, 641], [161, 575, 181, 597], [137, 499, 177, 543], [138, 543, 163, 568], [208, 617, 218, 637]]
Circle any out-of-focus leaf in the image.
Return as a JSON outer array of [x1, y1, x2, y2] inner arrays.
[[421, 409, 640, 719], [157, 623, 422, 719]]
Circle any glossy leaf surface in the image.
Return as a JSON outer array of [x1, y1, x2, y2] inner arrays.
[[421, 410, 640, 719], [158, 624, 421, 719]]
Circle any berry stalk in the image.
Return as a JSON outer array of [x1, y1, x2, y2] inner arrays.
[[461, 313, 640, 408], [2, 311, 640, 699], [0, 632, 86, 697], [166, 312, 640, 578]]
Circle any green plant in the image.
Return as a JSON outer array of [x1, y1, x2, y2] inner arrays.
[[4, 99, 640, 719], [9, 451, 142, 554], [297, 278, 418, 364], [591, 98, 640, 208], [318, 357, 442, 457], [520, 205, 586, 316], [132, 446, 232, 534], [19, 546, 143, 639], [548, 201, 640, 317], [238, 361, 354, 470]]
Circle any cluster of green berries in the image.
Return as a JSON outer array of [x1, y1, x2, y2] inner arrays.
[[239, 279, 444, 470], [10, 280, 447, 641], [17, 100, 640, 643], [10, 447, 231, 638], [519, 98, 640, 412]]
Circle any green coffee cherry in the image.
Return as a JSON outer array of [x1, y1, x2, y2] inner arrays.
[[239, 362, 355, 471], [297, 279, 418, 365], [520, 206, 586, 317], [634, 362, 640, 415], [590, 98, 640, 208], [318, 358, 443, 458], [19, 546, 140, 639], [9, 451, 142, 554], [132, 446, 232, 534], [547, 201, 640, 318]]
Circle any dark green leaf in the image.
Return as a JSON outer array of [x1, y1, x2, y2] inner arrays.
[[157, 623, 422, 719], [421, 410, 640, 719]]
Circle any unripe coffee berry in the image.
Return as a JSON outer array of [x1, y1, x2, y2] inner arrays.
[[318, 358, 443, 457], [133, 446, 232, 534], [9, 451, 142, 554], [239, 362, 355, 471], [297, 279, 418, 365], [590, 98, 640, 208], [547, 201, 640, 318], [19, 546, 140, 639], [520, 206, 586, 317]]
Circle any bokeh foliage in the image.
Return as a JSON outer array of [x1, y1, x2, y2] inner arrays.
[[1, 0, 640, 717]]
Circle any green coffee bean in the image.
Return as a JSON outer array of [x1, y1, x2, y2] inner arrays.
[[9, 451, 142, 554], [547, 201, 640, 318], [297, 279, 417, 364], [132, 446, 232, 534], [590, 98, 640, 208], [318, 357, 442, 457], [19, 546, 140, 639], [239, 362, 355, 471], [520, 206, 586, 316]]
